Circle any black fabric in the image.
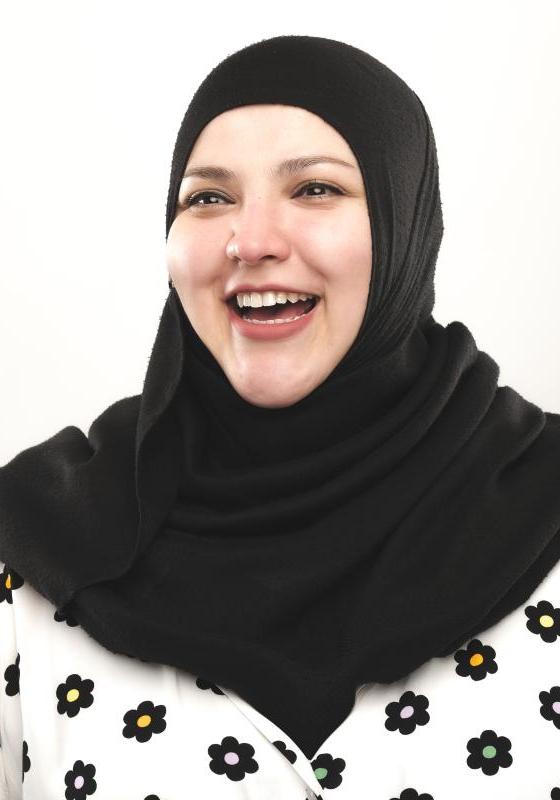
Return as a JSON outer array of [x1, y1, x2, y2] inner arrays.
[[2, 34, 560, 761]]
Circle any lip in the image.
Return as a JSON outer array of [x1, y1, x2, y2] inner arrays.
[[226, 298, 320, 340]]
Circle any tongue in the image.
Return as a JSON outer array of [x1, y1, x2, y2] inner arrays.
[[245, 299, 311, 321]]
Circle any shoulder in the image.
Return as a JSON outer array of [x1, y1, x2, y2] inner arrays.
[[0, 394, 142, 607], [0, 394, 141, 474]]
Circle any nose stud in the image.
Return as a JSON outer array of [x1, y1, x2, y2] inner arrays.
[[227, 242, 240, 259]]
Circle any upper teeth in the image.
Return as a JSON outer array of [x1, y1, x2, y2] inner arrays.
[[235, 291, 316, 309]]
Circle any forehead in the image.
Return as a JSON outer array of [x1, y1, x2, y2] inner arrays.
[[186, 104, 358, 167]]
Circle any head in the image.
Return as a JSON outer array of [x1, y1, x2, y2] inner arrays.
[[159, 35, 442, 428], [166, 103, 372, 409]]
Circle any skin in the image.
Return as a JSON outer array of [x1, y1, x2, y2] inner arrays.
[[166, 104, 372, 409]]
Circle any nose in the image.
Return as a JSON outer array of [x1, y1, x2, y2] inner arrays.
[[226, 202, 290, 266]]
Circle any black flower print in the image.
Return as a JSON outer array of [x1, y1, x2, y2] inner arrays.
[[0, 563, 24, 604], [385, 690, 430, 734], [311, 752, 346, 790], [454, 638, 497, 680], [539, 685, 560, 729], [56, 674, 94, 717], [389, 790, 434, 800], [208, 735, 259, 781], [22, 739, 30, 782], [525, 599, 560, 642], [466, 729, 512, 775], [144, 796, 160, 800], [273, 739, 297, 764], [64, 759, 97, 799], [551, 788, 560, 799], [122, 700, 167, 743], [196, 676, 225, 695], [54, 605, 80, 627], [4, 652, 20, 696]]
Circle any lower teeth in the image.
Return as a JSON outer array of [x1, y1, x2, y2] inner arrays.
[[244, 313, 307, 325]]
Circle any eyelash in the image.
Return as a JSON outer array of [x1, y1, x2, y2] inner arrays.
[[181, 180, 344, 209]]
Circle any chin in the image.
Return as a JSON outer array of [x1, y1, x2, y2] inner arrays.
[[226, 369, 320, 409], [233, 385, 307, 409]]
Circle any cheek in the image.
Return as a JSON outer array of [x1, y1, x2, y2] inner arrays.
[[314, 217, 372, 335], [336, 214, 373, 301], [301, 213, 372, 293], [299, 206, 371, 261], [166, 229, 220, 288]]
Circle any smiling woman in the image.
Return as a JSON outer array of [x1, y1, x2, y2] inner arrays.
[[1, 33, 560, 800], [166, 104, 372, 408]]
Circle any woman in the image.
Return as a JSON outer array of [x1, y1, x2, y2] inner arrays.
[[1, 34, 560, 800]]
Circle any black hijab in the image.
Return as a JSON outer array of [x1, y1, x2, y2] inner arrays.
[[2, 34, 560, 761]]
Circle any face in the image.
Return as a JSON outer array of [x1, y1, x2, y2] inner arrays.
[[166, 104, 372, 409]]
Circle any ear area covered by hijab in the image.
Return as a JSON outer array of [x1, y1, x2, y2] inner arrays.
[[1, 35, 560, 761]]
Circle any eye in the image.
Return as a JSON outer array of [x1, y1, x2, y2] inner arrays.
[[182, 191, 228, 209], [294, 180, 344, 200], [181, 180, 344, 209]]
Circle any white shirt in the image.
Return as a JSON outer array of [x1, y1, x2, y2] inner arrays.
[[1, 554, 560, 799]]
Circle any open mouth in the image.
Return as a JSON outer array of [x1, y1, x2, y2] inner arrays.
[[226, 296, 318, 322]]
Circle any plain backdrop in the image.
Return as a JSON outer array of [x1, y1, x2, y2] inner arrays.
[[1, 0, 559, 465]]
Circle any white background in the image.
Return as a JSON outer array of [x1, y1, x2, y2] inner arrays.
[[1, 0, 559, 464]]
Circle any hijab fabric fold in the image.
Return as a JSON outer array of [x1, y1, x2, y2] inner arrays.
[[1, 35, 560, 760]]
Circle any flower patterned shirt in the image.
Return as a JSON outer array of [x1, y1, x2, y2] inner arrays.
[[1, 555, 560, 800]]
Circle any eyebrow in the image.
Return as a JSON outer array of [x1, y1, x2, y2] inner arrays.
[[181, 155, 356, 181]]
